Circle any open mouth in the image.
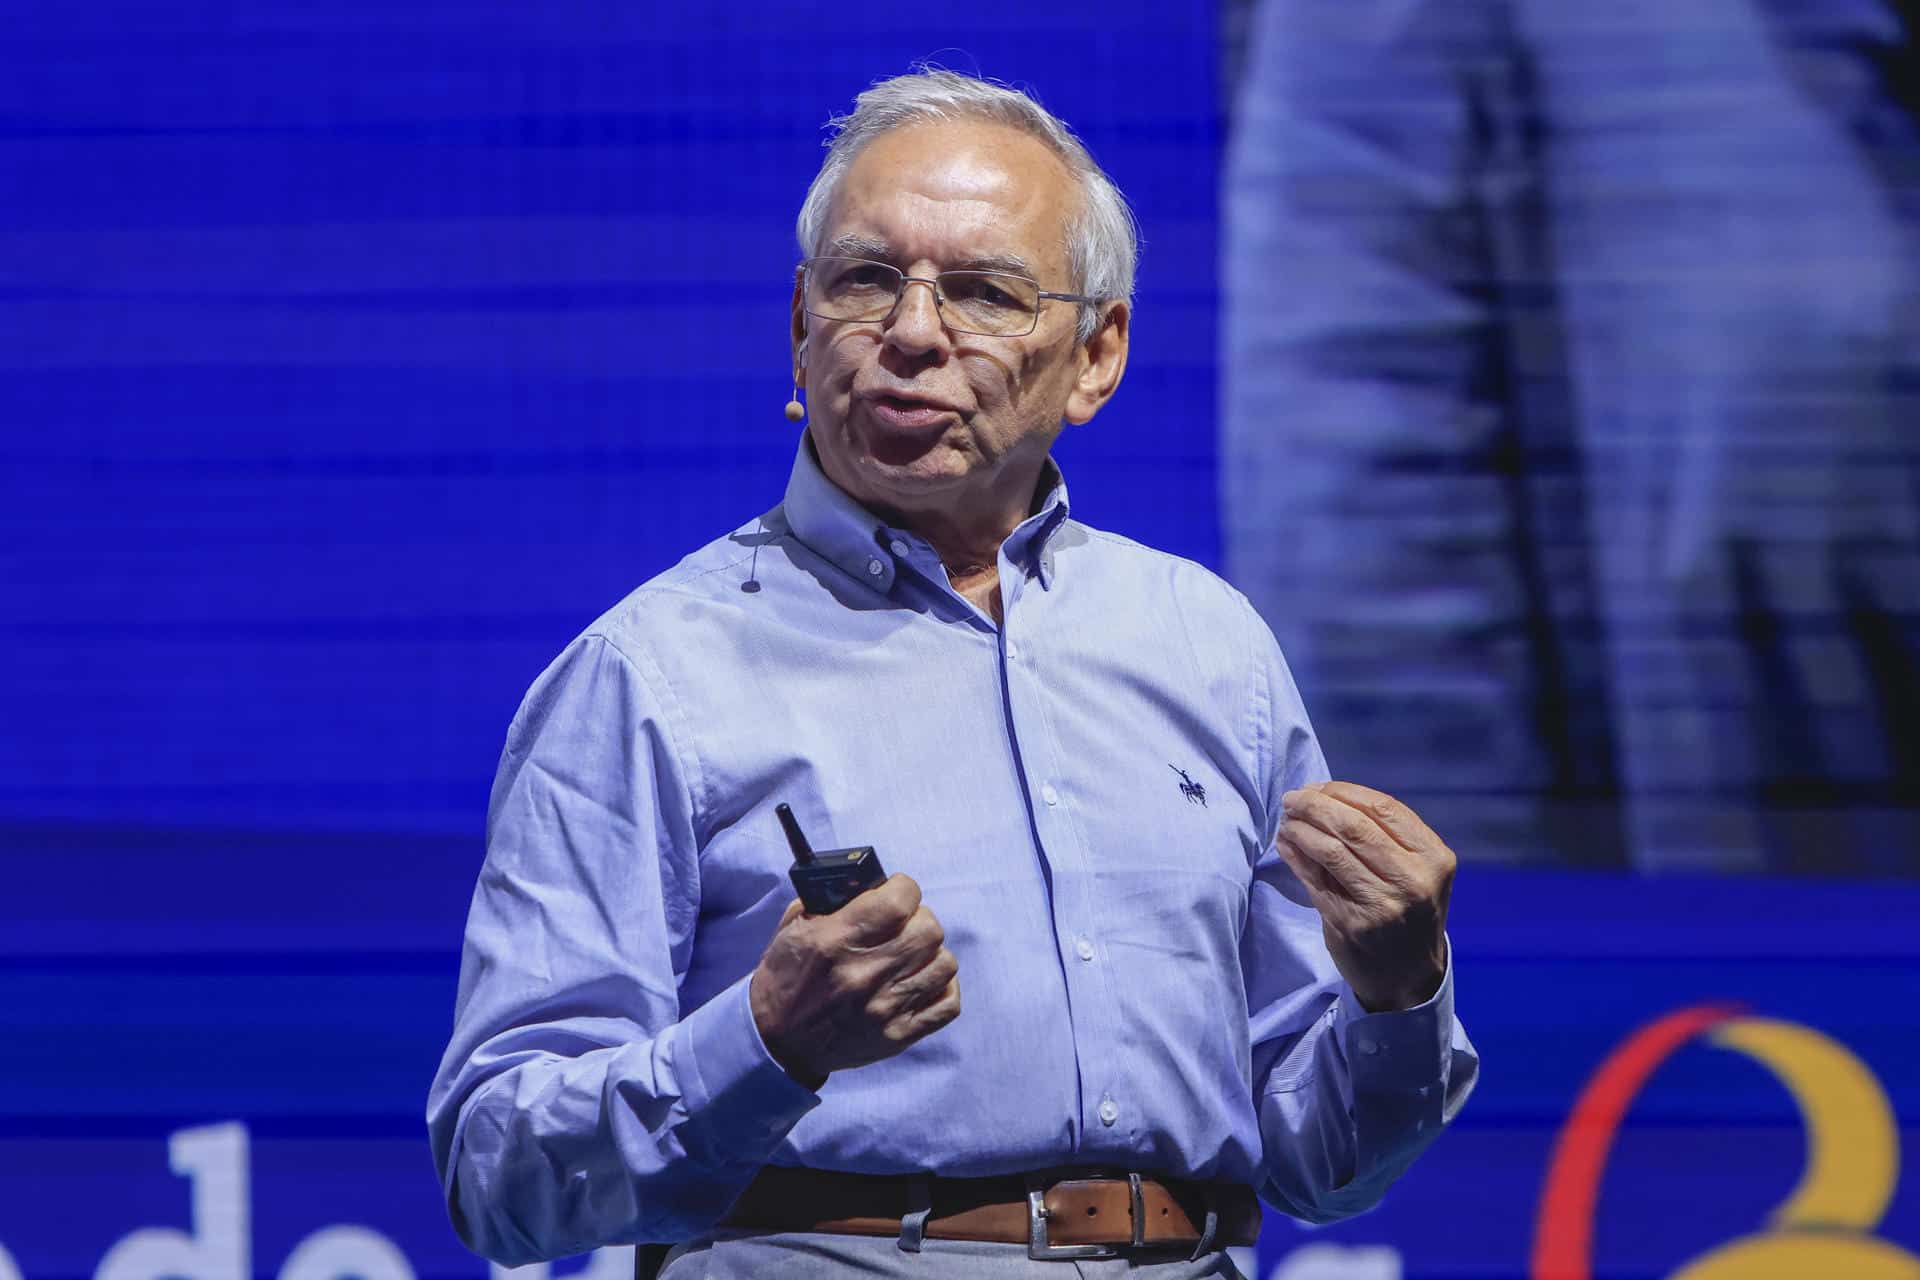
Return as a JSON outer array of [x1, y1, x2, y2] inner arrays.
[[857, 396, 956, 465]]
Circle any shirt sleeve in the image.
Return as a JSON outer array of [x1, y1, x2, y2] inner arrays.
[[425, 632, 820, 1264], [1235, 595, 1480, 1224]]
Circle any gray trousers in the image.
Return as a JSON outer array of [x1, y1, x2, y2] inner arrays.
[[657, 1230, 1248, 1278]]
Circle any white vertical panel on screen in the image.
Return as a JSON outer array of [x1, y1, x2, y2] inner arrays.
[[96, 1124, 250, 1280]]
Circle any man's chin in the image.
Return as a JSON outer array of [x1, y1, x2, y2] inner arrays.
[[854, 448, 968, 496], [811, 419, 971, 507], [852, 429, 968, 487], [861, 421, 954, 469]]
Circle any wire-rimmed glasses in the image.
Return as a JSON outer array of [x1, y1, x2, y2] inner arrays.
[[800, 256, 1098, 338]]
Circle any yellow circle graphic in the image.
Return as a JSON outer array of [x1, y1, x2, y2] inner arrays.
[[1671, 1017, 1918, 1278]]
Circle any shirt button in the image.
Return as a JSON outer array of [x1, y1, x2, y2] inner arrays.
[[1041, 784, 1060, 807], [866, 558, 884, 576], [889, 539, 910, 557], [1004, 640, 1019, 660], [1359, 1038, 1380, 1056], [1075, 936, 1094, 961], [1098, 1100, 1119, 1126]]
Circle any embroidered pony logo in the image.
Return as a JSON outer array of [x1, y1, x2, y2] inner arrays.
[[1170, 765, 1207, 807]]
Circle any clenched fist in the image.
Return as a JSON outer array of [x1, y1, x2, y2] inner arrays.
[[748, 873, 961, 1088], [1276, 781, 1455, 1013]]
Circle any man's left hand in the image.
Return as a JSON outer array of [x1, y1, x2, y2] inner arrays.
[[1275, 781, 1455, 1013]]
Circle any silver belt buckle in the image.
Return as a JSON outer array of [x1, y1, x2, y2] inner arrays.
[[1026, 1184, 1121, 1260]]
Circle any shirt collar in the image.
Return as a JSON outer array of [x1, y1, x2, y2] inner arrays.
[[783, 434, 1072, 593]]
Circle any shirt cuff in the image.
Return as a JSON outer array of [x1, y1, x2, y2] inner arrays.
[[671, 970, 821, 1165], [1333, 935, 1456, 1093]]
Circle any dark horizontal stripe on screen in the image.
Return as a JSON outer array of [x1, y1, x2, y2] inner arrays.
[[0, 949, 458, 975], [0, 282, 780, 309], [0, 284, 1223, 311], [1466, 954, 1920, 971], [0, 1114, 432, 1138], [0, 112, 1221, 149], [2, 611, 596, 642], [0, 444, 1218, 482]]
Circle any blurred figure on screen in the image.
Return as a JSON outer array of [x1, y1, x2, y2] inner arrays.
[[1224, 0, 1920, 874]]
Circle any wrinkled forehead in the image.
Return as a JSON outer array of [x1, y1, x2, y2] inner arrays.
[[823, 119, 1080, 282]]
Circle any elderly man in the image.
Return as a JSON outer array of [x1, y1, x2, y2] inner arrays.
[[427, 69, 1477, 1279]]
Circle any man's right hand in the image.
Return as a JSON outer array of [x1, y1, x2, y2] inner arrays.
[[748, 873, 961, 1088]]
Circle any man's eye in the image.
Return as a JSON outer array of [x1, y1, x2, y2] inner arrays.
[[946, 277, 1019, 308], [832, 265, 892, 290]]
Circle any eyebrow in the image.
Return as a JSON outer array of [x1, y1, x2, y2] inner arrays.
[[823, 233, 893, 261], [950, 251, 1035, 278], [819, 234, 1035, 280]]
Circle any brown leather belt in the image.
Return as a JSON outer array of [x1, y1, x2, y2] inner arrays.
[[719, 1165, 1261, 1259]]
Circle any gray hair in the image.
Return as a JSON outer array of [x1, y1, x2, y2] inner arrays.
[[795, 68, 1138, 344]]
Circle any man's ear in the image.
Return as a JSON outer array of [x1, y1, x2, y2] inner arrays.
[[1064, 301, 1130, 425], [790, 271, 810, 387]]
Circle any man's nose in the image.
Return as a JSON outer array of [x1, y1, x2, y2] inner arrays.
[[884, 276, 948, 353]]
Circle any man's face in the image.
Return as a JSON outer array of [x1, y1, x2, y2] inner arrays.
[[793, 118, 1126, 521]]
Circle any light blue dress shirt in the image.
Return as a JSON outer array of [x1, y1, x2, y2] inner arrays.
[[427, 438, 1478, 1264]]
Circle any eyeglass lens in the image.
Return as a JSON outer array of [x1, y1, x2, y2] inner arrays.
[[805, 257, 1041, 336]]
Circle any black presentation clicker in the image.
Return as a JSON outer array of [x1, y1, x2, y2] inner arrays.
[[777, 803, 887, 914]]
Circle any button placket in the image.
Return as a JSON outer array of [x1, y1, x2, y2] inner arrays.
[[1001, 606, 1129, 1155]]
